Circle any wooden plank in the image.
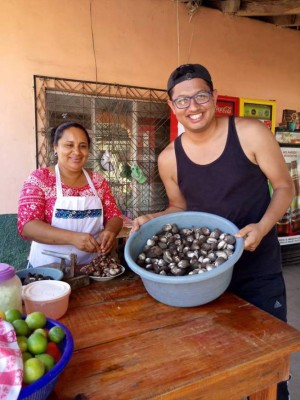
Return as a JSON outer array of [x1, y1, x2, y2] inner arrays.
[[237, 0, 300, 17], [48, 278, 300, 400], [51, 322, 292, 399], [249, 384, 277, 400], [271, 14, 300, 26]]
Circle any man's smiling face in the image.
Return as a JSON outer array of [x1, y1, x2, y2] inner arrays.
[[168, 78, 218, 133]]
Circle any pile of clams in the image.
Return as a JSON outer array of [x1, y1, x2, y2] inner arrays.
[[20, 273, 54, 286], [80, 254, 123, 278], [136, 223, 236, 276]]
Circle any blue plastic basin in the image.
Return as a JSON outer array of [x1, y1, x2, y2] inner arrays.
[[124, 212, 244, 307], [18, 317, 74, 400], [17, 267, 64, 284]]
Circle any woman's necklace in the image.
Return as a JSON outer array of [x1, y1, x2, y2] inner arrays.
[[60, 170, 86, 188]]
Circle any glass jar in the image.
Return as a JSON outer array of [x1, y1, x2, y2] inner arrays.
[[0, 263, 22, 312]]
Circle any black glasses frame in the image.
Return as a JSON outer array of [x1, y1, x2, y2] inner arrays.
[[172, 90, 213, 109]]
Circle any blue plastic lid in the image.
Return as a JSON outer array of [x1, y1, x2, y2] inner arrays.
[[0, 263, 16, 282]]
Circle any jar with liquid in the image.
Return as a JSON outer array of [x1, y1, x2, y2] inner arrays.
[[0, 263, 22, 312]]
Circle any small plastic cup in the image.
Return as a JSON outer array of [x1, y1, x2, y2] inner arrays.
[[22, 280, 71, 319]]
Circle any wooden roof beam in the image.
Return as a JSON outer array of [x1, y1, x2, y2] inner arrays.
[[203, 0, 241, 14], [237, 0, 300, 17], [267, 14, 300, 26]]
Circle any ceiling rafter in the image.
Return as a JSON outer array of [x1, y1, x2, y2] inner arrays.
[[177, 0, 300, 30]]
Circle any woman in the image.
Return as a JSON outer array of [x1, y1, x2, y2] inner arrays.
[[18, 121, 123, 268]]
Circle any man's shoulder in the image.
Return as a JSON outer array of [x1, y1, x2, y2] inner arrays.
[[158, 141, 176, 164], [234, 116, 266, 129], [161, 139, 175, 153]]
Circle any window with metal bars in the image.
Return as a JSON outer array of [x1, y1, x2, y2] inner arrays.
[[34, 76, 170, 219]]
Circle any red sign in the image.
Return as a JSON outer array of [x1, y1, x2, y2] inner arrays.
[[215, 101, 234, 116], [215, 95, 240, 117]]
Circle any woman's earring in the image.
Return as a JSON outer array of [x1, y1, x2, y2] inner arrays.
[[54, 152, 57, 157]]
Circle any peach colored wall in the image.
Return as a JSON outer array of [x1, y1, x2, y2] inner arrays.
[[0, 0, 299, 213]]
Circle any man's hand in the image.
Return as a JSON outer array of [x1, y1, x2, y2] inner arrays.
[[131, 215, 154, 233], [235, 223, 265, 252]]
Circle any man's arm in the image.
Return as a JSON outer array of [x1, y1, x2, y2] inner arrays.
[[235, 118, 295, 250]]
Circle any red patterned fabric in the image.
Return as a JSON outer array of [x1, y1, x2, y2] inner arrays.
[[18, 168, 122, 238], [0, 319, 22, 399]]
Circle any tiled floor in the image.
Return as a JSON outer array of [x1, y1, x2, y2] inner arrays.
[[282, 265, 300, 398]]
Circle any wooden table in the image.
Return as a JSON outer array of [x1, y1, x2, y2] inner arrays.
[[49, 271, 300, 400]]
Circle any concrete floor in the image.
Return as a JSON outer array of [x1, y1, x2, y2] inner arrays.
[[283, 265, 300, 398]]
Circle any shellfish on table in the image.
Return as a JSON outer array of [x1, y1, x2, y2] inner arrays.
[[79, 254, 124, 279], [136, 223, 236, 277]]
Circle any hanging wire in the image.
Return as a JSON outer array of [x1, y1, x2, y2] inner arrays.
[[89, 0, 98, 82], [186, 1, 199, 22], [186, 1, 198, 62], [187, 22, 195, 63], [176, 0, 180, 65]]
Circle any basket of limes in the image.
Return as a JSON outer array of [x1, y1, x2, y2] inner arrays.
[[3, 308, 73, 400]]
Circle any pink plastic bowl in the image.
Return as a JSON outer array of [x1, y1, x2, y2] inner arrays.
[[22, 280, 71, 319]]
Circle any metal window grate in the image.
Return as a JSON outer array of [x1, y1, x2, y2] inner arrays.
[[34, 76, 170, 218]]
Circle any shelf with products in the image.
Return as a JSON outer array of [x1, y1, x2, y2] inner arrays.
[[275, 144, 300, 246]]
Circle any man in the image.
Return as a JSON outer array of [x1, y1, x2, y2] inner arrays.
[[133, 64, 294, 399]]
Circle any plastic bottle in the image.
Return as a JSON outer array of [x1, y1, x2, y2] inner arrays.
[[277, 162, 291, 237], [277, 208, 291, 237], [0, 263, 22, 312], [290, 160, 300, 233]]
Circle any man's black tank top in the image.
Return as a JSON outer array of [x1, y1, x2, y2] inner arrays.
[[174, 116, 281, 279]]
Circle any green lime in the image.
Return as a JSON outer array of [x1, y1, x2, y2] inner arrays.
[[34, 328, 48, 337], [12, 319, 31, 336], [25, 312, 47, 330], [36, 353, 56, 372], [17, 335, 28, 352], [48, 326, 65, 344], [23, 358, 45, 384], [27, 333, 48, 355], [5, 309, 22, 323], [22, 351, 33, 362], [0, 309, 6, 320]]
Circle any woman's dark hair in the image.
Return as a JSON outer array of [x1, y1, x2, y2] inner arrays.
[[50, 121, 91, 147]]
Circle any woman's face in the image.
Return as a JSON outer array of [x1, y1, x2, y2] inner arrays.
[[54, 127, 89, 171]]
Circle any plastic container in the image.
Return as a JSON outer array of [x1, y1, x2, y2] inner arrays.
[[19, 317, 74, 400], [124, 212, 244, 307], [16, 267, 64, 285], [23, 280, 71, 319], [0, 263, 22, 312]]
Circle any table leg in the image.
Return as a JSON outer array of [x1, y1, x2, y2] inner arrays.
[[249, 384, 277, 400]]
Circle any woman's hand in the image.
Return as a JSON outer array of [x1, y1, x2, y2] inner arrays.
[[71, 232, 101, 253], [96, 216, 123, 254], [97, 230, 117, 255]]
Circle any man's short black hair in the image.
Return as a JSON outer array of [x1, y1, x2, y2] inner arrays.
[[167, 64, 213, 97]]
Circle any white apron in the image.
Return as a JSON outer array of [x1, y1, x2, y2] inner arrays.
[[28, 164, 103, 268]]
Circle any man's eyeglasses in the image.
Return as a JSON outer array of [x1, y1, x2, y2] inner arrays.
[[172, 91, 213, 109]]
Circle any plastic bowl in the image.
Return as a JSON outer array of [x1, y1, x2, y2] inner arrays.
[[17, 267, 64, 285], [23, 280, 71, 319], [18, 317, 74, 400], [124, 211, 244, 307]]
